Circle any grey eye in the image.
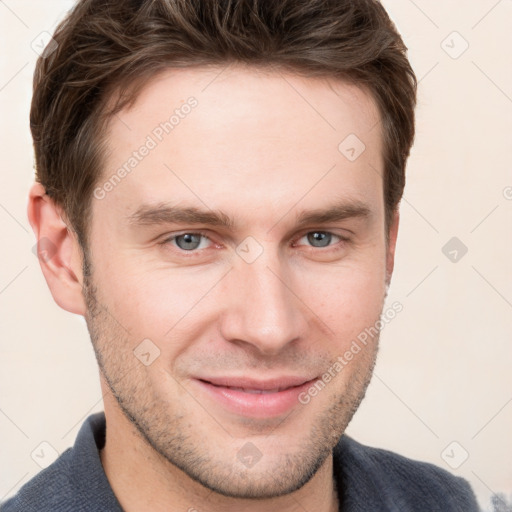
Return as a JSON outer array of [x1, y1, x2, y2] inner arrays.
[[175, 233, 203, 250], [306, 232, 333, 248]]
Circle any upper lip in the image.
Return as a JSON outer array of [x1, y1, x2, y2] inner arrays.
[[195, 376, 317, 391]]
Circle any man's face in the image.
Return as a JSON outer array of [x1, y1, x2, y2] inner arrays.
[[83, 65, 393, 498]]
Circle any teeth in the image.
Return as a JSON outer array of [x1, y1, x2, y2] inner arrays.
[[228, 386, 283, 394]]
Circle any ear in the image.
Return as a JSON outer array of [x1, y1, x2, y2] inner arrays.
[[385, 209, 400, 287], [27, 182, 87, 316]]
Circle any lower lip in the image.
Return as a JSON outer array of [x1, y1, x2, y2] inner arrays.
[[193, 379, 316, 418]]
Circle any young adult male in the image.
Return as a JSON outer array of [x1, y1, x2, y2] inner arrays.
[[2, 0, 480, 511]]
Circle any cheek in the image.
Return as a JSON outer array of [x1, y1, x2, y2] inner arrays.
[[94, 255, 224, 341], [301, 259, 387, 339]]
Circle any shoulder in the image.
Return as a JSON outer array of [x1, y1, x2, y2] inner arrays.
[[0, 449, 75, 512], [333, 436, 480, 511], [1, 413, 121, 512]]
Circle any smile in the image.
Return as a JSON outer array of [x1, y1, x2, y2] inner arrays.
[[192, 376, 318, 418]]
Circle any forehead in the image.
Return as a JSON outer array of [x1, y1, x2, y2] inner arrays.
[[97, 65, 384, 227]]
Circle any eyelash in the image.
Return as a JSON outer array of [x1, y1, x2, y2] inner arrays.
[[159, 230, 350, 256]]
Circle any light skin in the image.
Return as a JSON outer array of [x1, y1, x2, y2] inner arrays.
[[28, 64, 399, 512]]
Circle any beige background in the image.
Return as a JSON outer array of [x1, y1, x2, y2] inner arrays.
[[1, 1, 511, 510]]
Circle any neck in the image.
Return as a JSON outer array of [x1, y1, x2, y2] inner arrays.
[[100, 393, 339, 512]]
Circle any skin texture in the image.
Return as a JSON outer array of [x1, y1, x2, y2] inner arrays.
[[28, 64, 399, 512]]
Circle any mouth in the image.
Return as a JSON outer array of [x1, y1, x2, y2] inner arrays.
[[191, 376, 318, 418]]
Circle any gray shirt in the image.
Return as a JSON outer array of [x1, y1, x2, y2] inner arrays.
[[1, 412, 479, 511]]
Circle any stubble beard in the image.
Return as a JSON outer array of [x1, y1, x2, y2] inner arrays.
[[82, 258, 380, 499]]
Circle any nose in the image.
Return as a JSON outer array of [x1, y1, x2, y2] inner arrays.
[[218, 252, 309, 356]]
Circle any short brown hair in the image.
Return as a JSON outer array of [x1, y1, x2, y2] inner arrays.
[[31, 0, 417, 250]]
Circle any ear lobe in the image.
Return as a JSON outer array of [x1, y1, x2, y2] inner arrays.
[[27, 182, 87, 316], [385, 209, 400, 287]]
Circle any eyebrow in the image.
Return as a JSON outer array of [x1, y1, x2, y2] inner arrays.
[[128, 203, 234, 229], [295, 199, 372, 227], [127, 199, 372, 231]]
